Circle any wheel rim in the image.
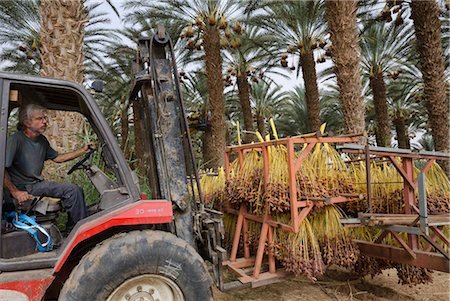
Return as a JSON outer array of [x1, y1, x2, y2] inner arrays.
[[106, 274, 185, 301]]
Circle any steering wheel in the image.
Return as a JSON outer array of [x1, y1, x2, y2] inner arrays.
[[67, 147, 96, 175]]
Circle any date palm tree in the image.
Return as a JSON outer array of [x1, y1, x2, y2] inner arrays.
[[222, 25, 282, 142], [325, 0, 365, 140], [123, 0, 241, 169], [410, 0, 449, 160], [0, 0, 115, 77], [250, 79, 288, 137], [360, 21, 414, 146], [258, 0, 328, 132], [276, 84, 344, 137]]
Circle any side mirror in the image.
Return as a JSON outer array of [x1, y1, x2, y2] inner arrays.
[[91, 80, 104, 93]]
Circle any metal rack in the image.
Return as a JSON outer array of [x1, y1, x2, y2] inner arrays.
[[222, 134, 360, 286], [222, 137, 450, 287]]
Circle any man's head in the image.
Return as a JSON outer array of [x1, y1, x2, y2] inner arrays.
[[18, 104, 48, 136]]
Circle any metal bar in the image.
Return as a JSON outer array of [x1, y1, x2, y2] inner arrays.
[[417, 173, 429, 236], [356, 240, 449, 273], [253, 222, 269, 278], [230, 205, 245, 261], [388, 156, 416, 190], [389, 231, 416, 259], [243, 217, 250, 259], [380, 225, 421, 235], [401, 157, 418, 250], [430, 226, 450, 247], [297, 201, 314, 207], [421, 234, 450, 260], [267, 226, 276, 273], [424, 231, 438, 252], [226, 136, 359, 153], [340, 144, 450, 160], [374, 230, 389, 243], [293, 143, 315, 174], [418, 159, 435, 178], [339, 218, 361, 225], [223, 258, 255, 269], [294, 205, 313, 233], [287, 140, 298, 230], [238, 149, 245, 173]]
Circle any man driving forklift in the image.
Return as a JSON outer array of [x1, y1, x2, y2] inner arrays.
[[3, 103, 93, 232]]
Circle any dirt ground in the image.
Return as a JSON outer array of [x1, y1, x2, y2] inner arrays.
[[214, 268, 450, 301]]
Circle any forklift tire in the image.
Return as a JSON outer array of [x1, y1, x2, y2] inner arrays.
[[59, 230, 213, 301]]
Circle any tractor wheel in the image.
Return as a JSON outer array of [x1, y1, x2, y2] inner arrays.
[[59, 230, 213, 301]]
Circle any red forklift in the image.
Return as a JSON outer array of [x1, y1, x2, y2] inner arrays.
[[0, 26, 224, 301]]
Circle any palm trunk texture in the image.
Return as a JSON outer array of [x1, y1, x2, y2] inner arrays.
[[300, 51, 321, 132], [237, 73, 254, 143], [369, 73, 391, 147], [325, 0, 365, 141], [202, 26, 226, 169], [393, 116, 410, 149], [39, 0, 86, 179], [257, 114, 265, 137], [410, 0, 449, 173]]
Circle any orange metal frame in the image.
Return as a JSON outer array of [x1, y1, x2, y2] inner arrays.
[[342, 146, 450, 271], [222, 135, 360, 284]]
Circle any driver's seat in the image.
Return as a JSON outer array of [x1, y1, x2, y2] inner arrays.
[[19, 197, 62, 223]]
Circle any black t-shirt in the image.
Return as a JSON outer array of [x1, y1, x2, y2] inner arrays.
[[5, 131, 58, 189]]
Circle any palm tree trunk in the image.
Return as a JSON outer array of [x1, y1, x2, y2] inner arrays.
[[236, 73, 254, 143], [369, 73, 391, 147], [39, 0, 86, 179], [300, 51, 321, 132], [393, 115, 410, 149], [202, 26, 227, 169], [325, 0, 365, 141], [256, 114, 265, 137], [410, 0, 449, 173]]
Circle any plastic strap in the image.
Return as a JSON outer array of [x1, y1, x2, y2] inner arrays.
[[7, 212, 53, 252]]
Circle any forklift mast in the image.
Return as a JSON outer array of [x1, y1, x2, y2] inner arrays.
[[128, 25, 223, 248]]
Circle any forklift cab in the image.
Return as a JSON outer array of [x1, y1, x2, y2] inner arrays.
[[0, 72, 140, 262]]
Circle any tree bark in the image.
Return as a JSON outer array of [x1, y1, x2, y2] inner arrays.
[[300, 50, 321, 132], [236, 73, 254, 143], [256, 114, 265, 137], [393, 116, 410, 149], [410, 0, 449, 173], [369, 72, 391, 147], [202, 26, 227, 169], [325, 0, 365, 142], [39, 0, 86, 179]]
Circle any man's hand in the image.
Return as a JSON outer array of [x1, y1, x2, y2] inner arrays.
[[54, 142, 96, 163], [82, 143, 96, 154], [12, 190, 32, 204]]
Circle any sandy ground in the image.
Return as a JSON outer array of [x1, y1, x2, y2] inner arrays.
[[214, 269, 450, 301]]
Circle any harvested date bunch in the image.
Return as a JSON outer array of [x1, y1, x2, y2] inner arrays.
[[310, 205, 359, 268], [274, 215, 325, 281], [395, 263, 433, 286]]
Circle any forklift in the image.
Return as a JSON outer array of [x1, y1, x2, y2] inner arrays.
[[0, 26, 224, 301]]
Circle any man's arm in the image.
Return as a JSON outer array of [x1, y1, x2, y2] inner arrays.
[[53, 143, 94, 163], [3, 171, 31, 204]]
